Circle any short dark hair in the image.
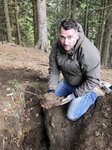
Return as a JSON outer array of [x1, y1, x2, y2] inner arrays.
[[59, 18, 78, 31]]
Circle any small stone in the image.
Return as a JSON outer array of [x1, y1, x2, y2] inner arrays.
[[95, 131, 100, 137], [102, 123, 107, 129], [6, 92, 14, 96], [35, 113, 39, 117], [103, 112, 109, 119], [4, 108, 7, 112], [6, 87, 11, 91]]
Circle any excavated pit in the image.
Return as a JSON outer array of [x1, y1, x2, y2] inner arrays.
[[0, 68, 112, 150]]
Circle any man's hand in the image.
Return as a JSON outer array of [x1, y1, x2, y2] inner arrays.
[[93, 86, 105, 96], [41, 92, 64, 109], [61, 93, 75, 104], [40, 93, 75, 109]]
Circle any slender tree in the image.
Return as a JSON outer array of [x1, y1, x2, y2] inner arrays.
[[35, 0, 48, 52], [84, 0, 89, 36], [13, 0, 21, 45], [95, 0, 108, 52], [32, 0, 38, 45], [3, 0, 12, 42], [0, 0, 6, 42], [32, 0, 39, 45], [68, 0, 76, 19], [101, 0, 112, 66], [68, 0, 72, 18], [71, 0, 76, 19]]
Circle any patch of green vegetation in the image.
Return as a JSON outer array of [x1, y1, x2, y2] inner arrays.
[[8, 79, 24, 91]]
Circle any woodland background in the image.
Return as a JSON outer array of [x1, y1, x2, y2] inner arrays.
[[0, 0, 112, 67]]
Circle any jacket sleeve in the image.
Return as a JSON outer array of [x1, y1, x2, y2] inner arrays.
[[75, 44, 100, 97], [48, 42, 60, 90]]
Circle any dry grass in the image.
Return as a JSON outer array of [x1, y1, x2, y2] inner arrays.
[[101, 68, 112, 84]]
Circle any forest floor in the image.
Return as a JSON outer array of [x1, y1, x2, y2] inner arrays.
[[0, 42, 112, 150]]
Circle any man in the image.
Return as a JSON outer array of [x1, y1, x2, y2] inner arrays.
[[41, 18, 103, 121]]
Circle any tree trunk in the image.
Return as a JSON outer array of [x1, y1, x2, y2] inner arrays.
[[3, 0, 12, 42], [32, 0, 38, 46], [84, 0, 88, 36], [71, 0, 76, 19], [0, 0, 6, 42], [68, 0, 72, 18], [35, 0, 48, 52], [95, 0, 107, 53], [101, 0, 112, 66], [84, 0, 92, 37], [84, 0, 89, 36], [68, 0, 76, 19], [103, 30, 111, 66], [13, 0, 21, 45]]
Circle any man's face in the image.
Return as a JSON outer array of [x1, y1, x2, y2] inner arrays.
[[59, 27, 79, 51]]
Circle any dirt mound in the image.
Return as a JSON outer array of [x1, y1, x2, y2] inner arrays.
[[0, 43, 49, 75], [44, 94, 112, 150]]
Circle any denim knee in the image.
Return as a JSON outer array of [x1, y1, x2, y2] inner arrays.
[[87, 91, 97, 103], [67, 112, 78, 121], [66, 91, 97, 121]]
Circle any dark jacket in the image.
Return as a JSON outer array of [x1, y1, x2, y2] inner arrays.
[[48, 23, 100, 97]]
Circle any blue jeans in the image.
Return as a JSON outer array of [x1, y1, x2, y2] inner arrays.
[[54, 80, 97, 121]]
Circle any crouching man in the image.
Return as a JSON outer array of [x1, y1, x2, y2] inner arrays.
[[41, 18, 104, 121]]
